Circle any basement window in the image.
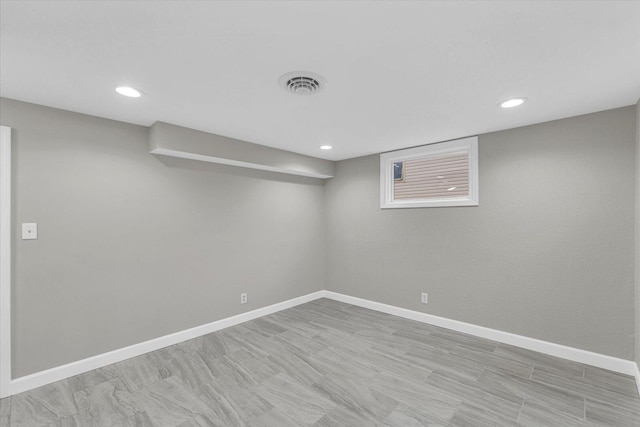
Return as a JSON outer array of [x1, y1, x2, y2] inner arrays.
[[380, 136, 479, 209]]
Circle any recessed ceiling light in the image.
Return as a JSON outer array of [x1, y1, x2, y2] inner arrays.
[[320, 145, 333, 150], [500, 97, 527, 108], [115, 86, 143, 98]]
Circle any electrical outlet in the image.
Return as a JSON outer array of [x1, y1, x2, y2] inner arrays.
[[240, 293, 248, 304], [421, 292, 428, 304], [22, 223, 38, 240]]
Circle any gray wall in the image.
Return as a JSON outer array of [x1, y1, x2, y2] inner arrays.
[[2, 97, 637, 378], [2, 98, 326, 378], [326, 106, 636, 359]]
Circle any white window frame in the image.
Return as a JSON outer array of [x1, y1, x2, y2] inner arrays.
[[380, 136, 479, 209]]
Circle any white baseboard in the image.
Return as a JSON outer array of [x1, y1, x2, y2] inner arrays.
[[4, 289, 638, 398], [322, 291, 640, 377], [633, 362, 640, 399], [5, 291, 324, 397]]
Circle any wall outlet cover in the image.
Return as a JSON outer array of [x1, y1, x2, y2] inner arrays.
[[22, 223, 37, 240]]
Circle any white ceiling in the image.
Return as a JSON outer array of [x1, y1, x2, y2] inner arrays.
[[1, 1, 639, 161]]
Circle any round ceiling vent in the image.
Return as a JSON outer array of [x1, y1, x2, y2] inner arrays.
[[279, 71, 326, 96]]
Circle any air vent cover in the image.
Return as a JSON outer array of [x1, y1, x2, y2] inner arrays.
[[279, 71, 326, 96]]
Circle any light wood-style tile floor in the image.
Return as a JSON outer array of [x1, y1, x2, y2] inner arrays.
[[1, 298, 639, 426]]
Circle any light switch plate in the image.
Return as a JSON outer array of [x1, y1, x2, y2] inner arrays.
[[22, 223, 37, 240]]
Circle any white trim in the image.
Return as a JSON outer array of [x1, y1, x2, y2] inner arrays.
[[323, 291, 639, 377], [150, 147, 333, 179], [380, 136, 479, 209], [0, 126, 11, 398], [633, 362, 640, 399], [2, 289, 638, 397], [6, 291, 324, 396]]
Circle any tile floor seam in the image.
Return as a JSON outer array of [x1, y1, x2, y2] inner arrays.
[[530, 366, 640, 412], [515, 397, 526, 423]]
